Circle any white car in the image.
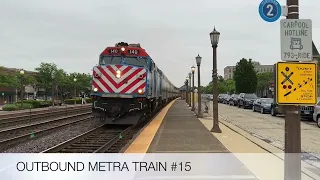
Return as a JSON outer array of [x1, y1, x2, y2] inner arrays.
[[312, 97, 320, 128]]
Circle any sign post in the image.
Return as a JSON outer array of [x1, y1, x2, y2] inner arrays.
[[277, 0, 313, 179]]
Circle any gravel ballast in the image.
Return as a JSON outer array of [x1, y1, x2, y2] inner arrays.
[[3, 117, 105, 153]]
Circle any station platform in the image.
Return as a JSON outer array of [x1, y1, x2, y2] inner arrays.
[[124, 99, 318, 180], [125, 99, 228, 153]]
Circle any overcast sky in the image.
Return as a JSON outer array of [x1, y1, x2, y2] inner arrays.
[[0, 0, 319, 87]]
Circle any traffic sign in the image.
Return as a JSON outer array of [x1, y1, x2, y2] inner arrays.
[[276, 61, 317, 105], [280, 19, 313, 61], [259, 0, 282, 22]]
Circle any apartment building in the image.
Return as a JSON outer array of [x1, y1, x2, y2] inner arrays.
[[224, 63, 274, 80]]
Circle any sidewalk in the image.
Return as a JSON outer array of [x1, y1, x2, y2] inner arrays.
[[191, 100, 319, 180]]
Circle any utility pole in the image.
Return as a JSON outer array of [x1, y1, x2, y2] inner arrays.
[[284, 0, 301, 179]]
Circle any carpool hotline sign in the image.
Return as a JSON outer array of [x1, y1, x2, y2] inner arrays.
[[276, 62, 317, 105]]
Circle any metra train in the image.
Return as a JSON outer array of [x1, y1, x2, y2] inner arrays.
[[90, 42, 179, 124]]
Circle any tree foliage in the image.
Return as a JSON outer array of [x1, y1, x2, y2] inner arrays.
[[0, 63, 92, 101], [34, 63, 92, 100], [256, 72, 273, 92], [204, 76, 235, 94], [0, 66, 36, 88], [233, 58, 257, 93]]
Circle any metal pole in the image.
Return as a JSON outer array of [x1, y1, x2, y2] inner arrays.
[[191, 72, 195, 111], [74, 83, 76, 105], [52, 80, 55, 107], [197, 65, 203, 118], [284, 0, 301, 179], [211, 45, 221, 133], [189, 75, 192, 107], [186, 80, 189, 104], [20, 77, 23, 108]]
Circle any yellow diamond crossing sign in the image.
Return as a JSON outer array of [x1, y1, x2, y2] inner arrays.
[[276, 61, 317, 105]]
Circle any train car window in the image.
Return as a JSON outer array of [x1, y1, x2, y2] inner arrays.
[[124, 57, 148, 67], [100, 56, 122, 65], [149, 61, 155, 71]]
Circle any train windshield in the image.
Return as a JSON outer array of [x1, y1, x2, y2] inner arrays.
[[124, 57, 148, 67], [99, 56, 122, 65]]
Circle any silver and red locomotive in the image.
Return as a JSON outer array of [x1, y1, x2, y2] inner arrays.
[[91, 42, 179, 124]]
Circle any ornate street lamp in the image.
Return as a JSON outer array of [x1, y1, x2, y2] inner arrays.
[[196, 54, 203, 118], [51, 71, 56, 106], [188, 72, 192, 107], [191, 65, 196, 111], [210, 27, 221, 133], [74, 77, 77, 105], [19, 69, 25, 108]]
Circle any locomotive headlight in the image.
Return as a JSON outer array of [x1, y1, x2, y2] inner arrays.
[[116, 70, 121, 78], [121, 47, 125, 51], [93, 87, 98, 92], [138, 89, 143, 94]]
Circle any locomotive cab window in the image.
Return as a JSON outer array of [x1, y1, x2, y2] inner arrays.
[[99, 56, 122, 65], [124, 57, 148, 67]]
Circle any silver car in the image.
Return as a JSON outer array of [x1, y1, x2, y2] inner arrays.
[[312, 97, 320, 128]]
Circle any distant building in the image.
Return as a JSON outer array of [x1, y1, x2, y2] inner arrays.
[[224, 63, 274, 80], [0, 66, 45, 104]]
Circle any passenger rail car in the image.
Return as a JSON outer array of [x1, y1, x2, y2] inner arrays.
[[91, 42, 179, 124]]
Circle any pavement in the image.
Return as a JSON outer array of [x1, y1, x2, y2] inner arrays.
[[147, 99, 228, 153], [191, 100, 320, 180]]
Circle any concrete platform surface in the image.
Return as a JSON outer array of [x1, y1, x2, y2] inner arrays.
[[147, 100, 229, 153]]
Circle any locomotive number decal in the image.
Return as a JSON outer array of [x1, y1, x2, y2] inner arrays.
[[128, 49, 139, 55], [108, 49, 119, 54]]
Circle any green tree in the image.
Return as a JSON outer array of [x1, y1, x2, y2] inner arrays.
[[35, 63, 58, 100], [233, 58, 257, 93], [256, 72, 273, 94]]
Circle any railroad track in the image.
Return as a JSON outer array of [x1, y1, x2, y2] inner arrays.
[[42, 100, 173, 153], [42, 125, 131, 153], [0, 105, 91, 130], [0, 113, 93, 152]]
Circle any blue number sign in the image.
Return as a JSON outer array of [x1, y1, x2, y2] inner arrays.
[[259, 0, 282, 22]]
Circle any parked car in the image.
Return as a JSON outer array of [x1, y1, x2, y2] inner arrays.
[[271, 101, 314, 120], [238, 93, 257, 109], [252, 98, 273, 114], [312, 97, 320, 128], [223, 94, 231, 104], [229, 94, 239, 106], [218, 94, 228, 103]]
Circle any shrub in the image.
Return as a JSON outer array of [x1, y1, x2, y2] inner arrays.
[[2, 104, 18, 111], [16, 100, 52, 108], [64, 98, 92, 104], [14, 103, 34, 110]]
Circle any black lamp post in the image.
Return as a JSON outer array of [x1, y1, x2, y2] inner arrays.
[[196, 54, 203, 118], [191, 65, 195, 111], [185, 77, 189, 104], [19, 69, 24, 108], [51, 71, 56, 106], [74, 77, 77, 105], [210, 27, 221, 133], [188, 72, 192, 107]]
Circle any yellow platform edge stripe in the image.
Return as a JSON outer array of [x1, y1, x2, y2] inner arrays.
[[124, 99, 176, 153]]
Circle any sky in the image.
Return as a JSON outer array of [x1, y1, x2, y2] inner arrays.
[[0, 0, 319, 88]]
